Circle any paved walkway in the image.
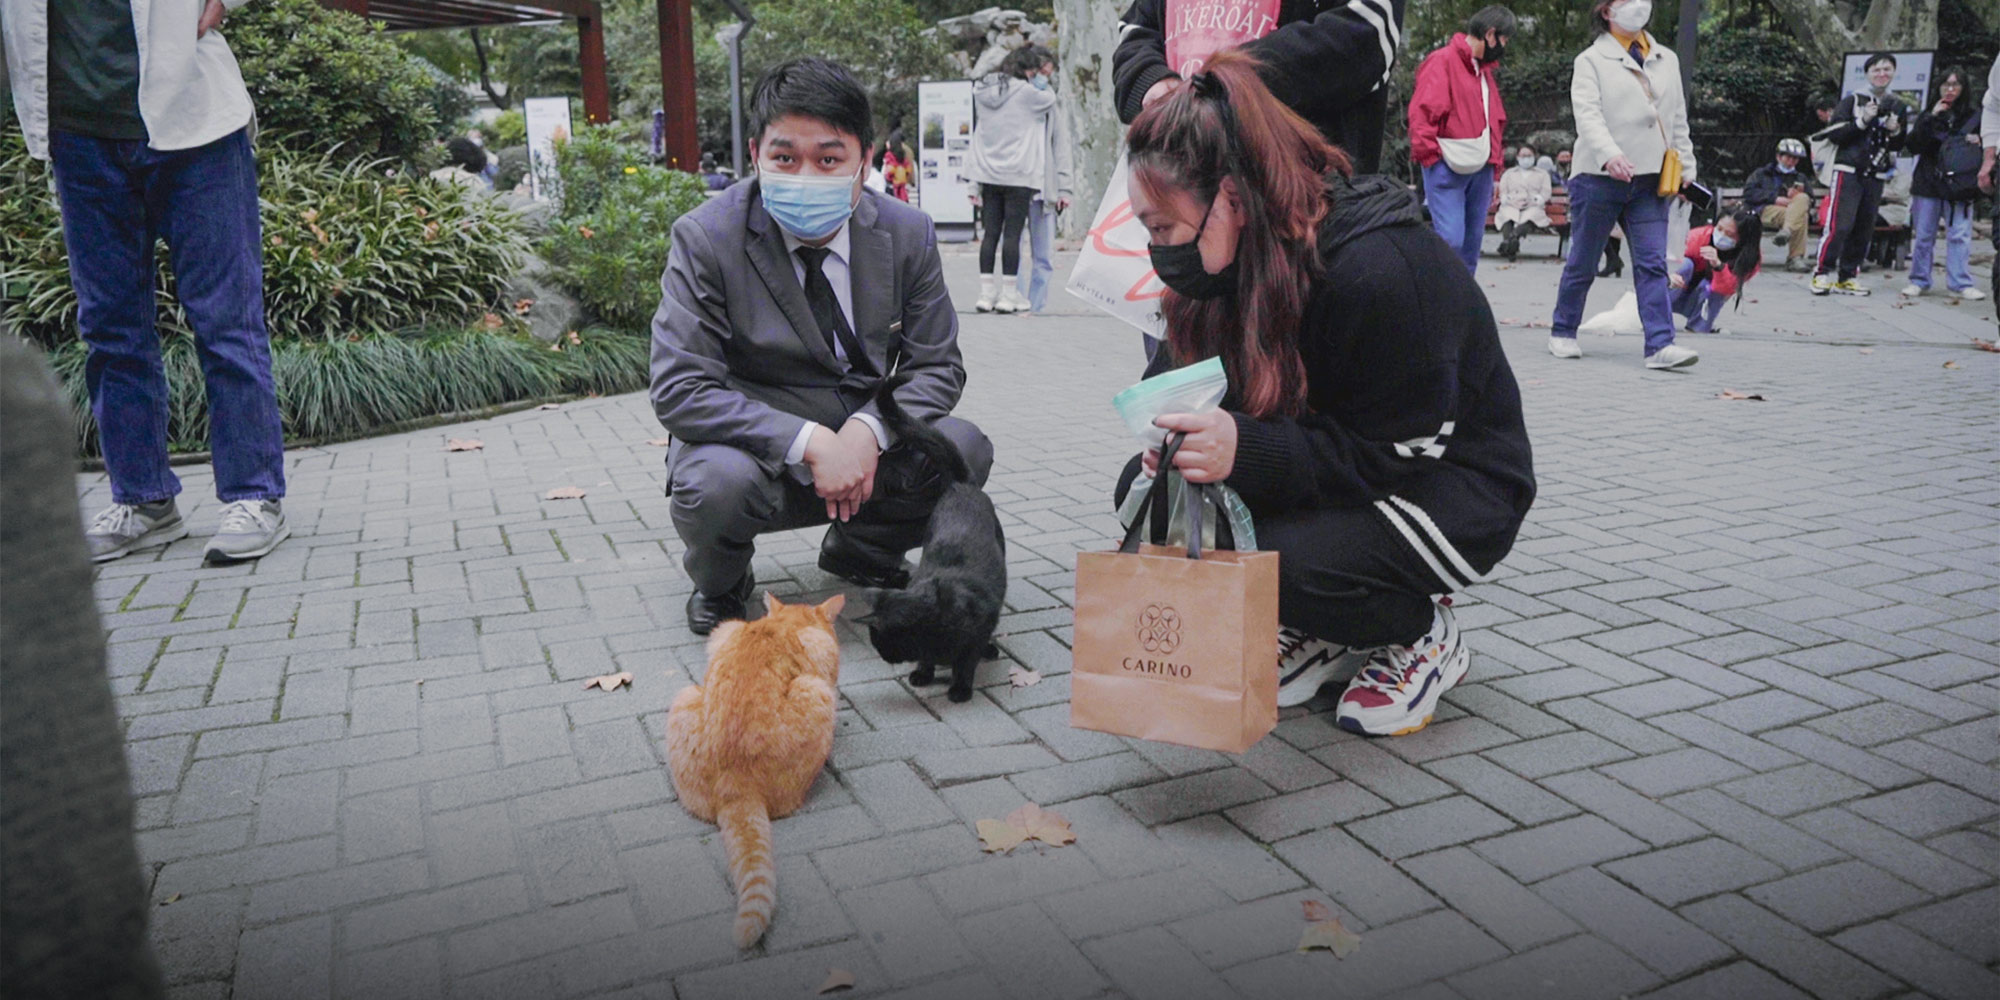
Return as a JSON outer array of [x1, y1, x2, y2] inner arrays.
[[87, 249, 1998, 1000]]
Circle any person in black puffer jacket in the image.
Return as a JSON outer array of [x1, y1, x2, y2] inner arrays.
[[1116, 51, 1535, 736], [1900, 67, 1985, 300], [1113, 0, 1406, 175]]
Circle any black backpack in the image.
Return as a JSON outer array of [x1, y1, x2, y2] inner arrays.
[[1935, 129, 1984, 202]]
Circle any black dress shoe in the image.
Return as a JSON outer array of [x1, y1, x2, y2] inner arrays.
[[818, 535, 913, 590], [685, 574, 754, 636]]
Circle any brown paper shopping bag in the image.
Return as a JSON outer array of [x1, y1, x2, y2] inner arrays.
[[1071, 436, 1279, 754]]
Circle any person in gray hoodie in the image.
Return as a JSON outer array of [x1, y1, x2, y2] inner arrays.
[[967, 44, 1058, 314], [1013, 47, 1074, 314]]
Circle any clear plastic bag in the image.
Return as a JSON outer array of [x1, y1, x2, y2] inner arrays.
[[1111, 356, 1228, 448], [1117, 473, 1258, 552]]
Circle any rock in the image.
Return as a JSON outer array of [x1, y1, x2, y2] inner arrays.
[[496, 189, 556, 236], [503, 253, 583, 344]]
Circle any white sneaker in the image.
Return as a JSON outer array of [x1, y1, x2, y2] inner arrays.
[[203, 499, 290, 565], [1957, 287, 1987, 301], [1276, 626, 1370, 708], [85, 501, 188, 563], [993, 286, 1027, 314], [1645, 343, 1699, 369], [1901, 284, 1925, 297], [1548, 336, 1582, 359], [974, 274, 997, 313], [1334, 600, 1469, 736]]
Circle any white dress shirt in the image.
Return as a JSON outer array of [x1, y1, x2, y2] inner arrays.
[[778, 221, 890, 467]]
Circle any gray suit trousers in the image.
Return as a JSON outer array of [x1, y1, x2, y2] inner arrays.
[[669, 416, 993, 596]]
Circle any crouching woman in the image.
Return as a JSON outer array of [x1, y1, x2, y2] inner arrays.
[[1119, 51, 1536, 736], [1670, 209, 1761, 334]]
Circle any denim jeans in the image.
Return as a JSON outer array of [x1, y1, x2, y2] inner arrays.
[[1907, 195, 1975, 291], [1016, 196, 1057, 312], [1669, 260, 1726, 332], [1421, 160, 1495, 274], [50, 128, 286, 505], [1552, 172, 1677, 356]]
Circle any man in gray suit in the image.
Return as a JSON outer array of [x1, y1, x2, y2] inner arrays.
[[652, 58, 993, 634]]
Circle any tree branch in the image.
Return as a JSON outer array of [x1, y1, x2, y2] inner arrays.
[[470, 28, 512, 111]]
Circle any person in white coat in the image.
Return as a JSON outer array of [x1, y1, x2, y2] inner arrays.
[[966, 44, 1058, 314], [1545, 0, 1700, 370], [3, 0, 293, 564], [1495, 143, 1553, 259]]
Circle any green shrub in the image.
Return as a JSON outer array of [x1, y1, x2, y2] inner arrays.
[[0, 131, 529, 347], [489, 110, 528, 148], [226, 0, 441, 166], [538, 127, 708, 331], [45, 327, 648, 457]]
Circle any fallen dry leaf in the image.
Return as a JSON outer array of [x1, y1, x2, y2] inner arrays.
[[537, 402, 562, 411], [445, 438, 483, 452], [816, 968, 856, 994], [1973, 338, 2000, 353], [159, 893, 182, 907], [544, 486, 587, 500], [480, 312, 505, 330], [583, 671, 633, 692], [514, 297, 535, 315], [1717, 389, 1766, 401], [1302, 900, 1333, 922], [1520, 378, 1544, 387], [1008, 665, 1042, 688], [567, 329, 583, 345], [976, 818, 1029, 853], [1944, 360, 1963, 369], [1298, 914, 1362, 958], [1858, 348, 1875, 354], [645, 438, 673, 447], [1006, 802, 1076, 847]]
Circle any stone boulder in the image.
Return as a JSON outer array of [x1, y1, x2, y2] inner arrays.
[[503, 253, 584, 344]]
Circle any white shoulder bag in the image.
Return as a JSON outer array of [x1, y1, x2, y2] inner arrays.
[[1439, 71, 1493, 175]]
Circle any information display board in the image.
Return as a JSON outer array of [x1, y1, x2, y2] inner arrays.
[[916, 80, 976, 226], [523, 96, 576, 202]]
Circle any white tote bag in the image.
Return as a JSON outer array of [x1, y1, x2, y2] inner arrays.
[[1438, 73, 1492, 175], [1065, 153, 1167, 338]]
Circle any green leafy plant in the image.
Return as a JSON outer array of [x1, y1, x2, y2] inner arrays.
[[537, 126, 708, 331], [489, 110, 528, 148], [226, 0, 442, 166]]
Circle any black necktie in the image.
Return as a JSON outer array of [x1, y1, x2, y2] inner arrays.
[[794, 246, 875, 376], [1628, 40, 1644, 65]]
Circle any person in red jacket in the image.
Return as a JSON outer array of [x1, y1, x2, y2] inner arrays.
[[1409, 5, 1514, 273], [1670, 210, 1762, 334]]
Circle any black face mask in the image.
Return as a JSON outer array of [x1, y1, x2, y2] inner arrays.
[[1149, 199, 1238, 301], [1480, 35, 1505, 64]]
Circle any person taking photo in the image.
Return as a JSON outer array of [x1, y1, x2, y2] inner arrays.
[[1901, 67, 1985, 300]]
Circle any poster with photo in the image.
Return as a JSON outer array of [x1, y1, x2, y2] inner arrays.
[[917, 80, 975, 226], [1840, 51, 1934, 178], [523, 96, 575, 202]]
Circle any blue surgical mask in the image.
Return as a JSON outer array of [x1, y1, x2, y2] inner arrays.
[[760, 170, 860, 241], [1713, 232, 1737, 251], [1031, 75, 1049, 91]]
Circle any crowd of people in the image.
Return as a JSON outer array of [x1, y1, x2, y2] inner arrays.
[[9, 0, 1997, 737]]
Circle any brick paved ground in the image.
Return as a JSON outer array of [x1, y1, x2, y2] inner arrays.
[[85, 249, 1997, 1000]]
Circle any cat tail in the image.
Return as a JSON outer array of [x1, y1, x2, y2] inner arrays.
[[873, 372, 971, 484], [717, 797, 777, 948]]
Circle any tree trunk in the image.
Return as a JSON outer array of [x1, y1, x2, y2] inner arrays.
[[1765, 0, 1939, 72], [470, 28, 514, 111], [1054, 0, 1129, 240]]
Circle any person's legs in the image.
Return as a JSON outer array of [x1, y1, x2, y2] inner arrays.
[[1550, 174, 1618, 341], [1457, 165, 1494, 273], [1620, 184, 1679, 357], [1668, 259, 1701, 321], [827, 416, 993, 572], [997, 186, 1031, 277], [48, 132, 178, 507], [1814, 172, 1858, 279], [1837, 176, 1884, 281], [148, 129, 286, 503], [669, 443, 794, 597], [977, 183, 1004, 275], [1421, 162, 1471, 270], [1691, 281, 1724, 333], [1784, 196, 1811, 259], [1258, 507, 1439, 650], [1942, 201, 1975, 292], [1018, 197, 1055, 311], [1906, 195, 1941, 290]]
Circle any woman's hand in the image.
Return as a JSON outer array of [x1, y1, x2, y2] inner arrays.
[[198, 0, 226, 36], [1604, 155, 1637, 182], [1669, 271, 1686, 290], [1143, 411, 1238, 484], [1143, 77, 1184, 108], [1699, 245, 1721, 268]]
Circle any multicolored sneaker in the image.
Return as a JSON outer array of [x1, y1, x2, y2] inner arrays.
[[1810, 273, 1835, 296], [1334, 599, 1470, 736], [1832, 279, 1871, 296], [1276, 626, 1369, 708]]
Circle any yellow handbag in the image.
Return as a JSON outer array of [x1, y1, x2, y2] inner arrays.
[[1633, 53, 1684, 196]]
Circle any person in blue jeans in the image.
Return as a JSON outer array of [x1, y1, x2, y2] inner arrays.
[[1408, 6, 1514, 274], [1547, 0, 1699, 370], [1669, 210, 1761, 334], [3, 0, 291, 564], [1013, 48, 1073, 313]]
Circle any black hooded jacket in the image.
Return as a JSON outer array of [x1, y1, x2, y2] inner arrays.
[[1112, 0, 1406, 175], [1149, 174, 1536, 590], [1906, 102, 1980, 200]]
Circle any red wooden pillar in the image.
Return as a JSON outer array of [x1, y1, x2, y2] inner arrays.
[[657, 0, 700, 172], [322, 0, 368, 14], [577, 3, 612, 125]]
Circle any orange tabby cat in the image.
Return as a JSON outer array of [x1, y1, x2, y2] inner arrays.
[[665, 591, 845, 948]]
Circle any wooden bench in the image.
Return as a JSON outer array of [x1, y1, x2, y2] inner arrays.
[[1485, 189, 1572, 259]]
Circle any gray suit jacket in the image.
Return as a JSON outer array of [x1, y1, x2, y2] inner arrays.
[[650, 180, 966, 474]]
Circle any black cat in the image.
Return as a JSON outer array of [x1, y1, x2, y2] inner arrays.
[[859, 375, 1006, 703]]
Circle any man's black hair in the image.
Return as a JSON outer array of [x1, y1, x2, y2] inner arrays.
[[749, 58, 873, 151], [446, 136, 487, 174], [1465, 5, 1517, 40], [1864, 52, 1897, 71], [1812, 92, 1839, 111]]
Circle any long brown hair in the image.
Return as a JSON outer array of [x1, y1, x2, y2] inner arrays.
[[1126, 50, 1349, 418]]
